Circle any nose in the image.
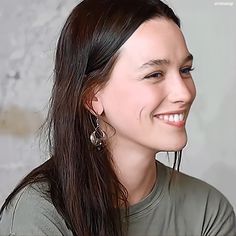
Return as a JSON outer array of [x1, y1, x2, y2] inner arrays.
[[168, 75, 195, 105]]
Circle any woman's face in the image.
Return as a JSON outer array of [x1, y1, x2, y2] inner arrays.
[[96, 18, 196, 153]]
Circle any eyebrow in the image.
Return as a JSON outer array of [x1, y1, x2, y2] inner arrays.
[[138, 53, 194, 70]]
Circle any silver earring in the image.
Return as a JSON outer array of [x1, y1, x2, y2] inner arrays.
[[90, 118, 106, 147]]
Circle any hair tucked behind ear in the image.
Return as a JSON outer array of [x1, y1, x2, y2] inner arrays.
[[0, 1, 180, 235]]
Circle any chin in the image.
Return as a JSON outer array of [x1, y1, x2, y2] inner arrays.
[[170, 138, 188, 151], [156, 135, 188, 152]]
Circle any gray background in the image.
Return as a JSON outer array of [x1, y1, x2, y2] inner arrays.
[[0, 0, 235, 212]]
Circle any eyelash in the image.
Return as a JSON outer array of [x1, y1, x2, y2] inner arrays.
[[180, 67, 195, 76], [144, 71, 163, 79], [144, 66, 195, 80]]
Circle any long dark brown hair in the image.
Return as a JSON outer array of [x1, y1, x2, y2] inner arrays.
[[0, 0, 181, 235]]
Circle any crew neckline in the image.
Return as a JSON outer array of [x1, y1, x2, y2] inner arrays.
[[126, 161, 169, 222]]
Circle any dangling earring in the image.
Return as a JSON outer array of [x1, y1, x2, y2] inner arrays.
[[90, 118, 106, 147]]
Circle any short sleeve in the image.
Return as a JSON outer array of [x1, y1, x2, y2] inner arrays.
[[0, 184, 73, 236], [201, 186, 236, 236]]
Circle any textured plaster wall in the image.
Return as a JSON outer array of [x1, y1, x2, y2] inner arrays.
[[0, 0, 78, 204], [0, 0, 236, 212]]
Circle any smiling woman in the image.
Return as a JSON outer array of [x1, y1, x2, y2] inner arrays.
[[0, 0, 235, 236], [97, 18, 196, 155]]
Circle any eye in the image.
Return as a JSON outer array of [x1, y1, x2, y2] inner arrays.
[[144, 71, 163, 79], [180, 67, 195, 77]]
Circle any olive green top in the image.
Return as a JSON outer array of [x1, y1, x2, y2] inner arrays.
[[0, 161, 236, 236]]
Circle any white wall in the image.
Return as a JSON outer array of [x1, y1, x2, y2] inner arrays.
[[0, 0, 235, 211], [0, 0, 78, 205]]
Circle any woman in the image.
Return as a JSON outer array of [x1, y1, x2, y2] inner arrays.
[[0, 0, 235, 235]]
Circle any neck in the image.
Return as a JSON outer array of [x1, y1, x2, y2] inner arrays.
[[109, 139, 158, 206]]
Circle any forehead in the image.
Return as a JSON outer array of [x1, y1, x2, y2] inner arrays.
[[116, 18, 189, 68]]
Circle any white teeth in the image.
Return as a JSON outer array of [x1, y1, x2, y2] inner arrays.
[[164, 115, 169, 121], [174, 114, 179, 122], [157, 113, 185, 123], [169, 115, 174, 122]]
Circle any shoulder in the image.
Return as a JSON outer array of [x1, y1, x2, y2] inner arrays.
[[0, 182, 73, 236], [159, 161, 232, 204], [160, 162, 236, 235]]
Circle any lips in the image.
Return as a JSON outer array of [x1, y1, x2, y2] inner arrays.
[[154, 110, 187, 127]]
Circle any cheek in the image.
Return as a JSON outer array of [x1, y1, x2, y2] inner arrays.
[[102, 83, 162, 122], [104, 86, 141, 118]]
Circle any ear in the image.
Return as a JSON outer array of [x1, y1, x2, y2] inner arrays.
[[84, 89, 104, 116]]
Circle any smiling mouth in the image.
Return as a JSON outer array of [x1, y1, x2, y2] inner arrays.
[[154, 112, 186, 127]]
